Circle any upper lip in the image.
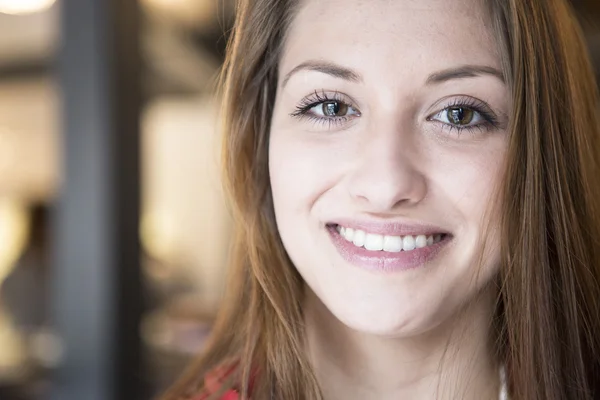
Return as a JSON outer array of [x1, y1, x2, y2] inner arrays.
[[329, 218, 451, 237]]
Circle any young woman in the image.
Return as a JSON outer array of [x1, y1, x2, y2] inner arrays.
[[164, 0, 600, 398]]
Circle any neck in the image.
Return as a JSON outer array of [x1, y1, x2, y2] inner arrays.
[[304, 287, 501, 400]]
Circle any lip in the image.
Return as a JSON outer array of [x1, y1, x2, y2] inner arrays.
[[329, 218, 450, 237], [327, 225, 452, 273]]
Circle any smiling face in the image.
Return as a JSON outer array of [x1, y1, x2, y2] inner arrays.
[[268, 0, 509, 336]]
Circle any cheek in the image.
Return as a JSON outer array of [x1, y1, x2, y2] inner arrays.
[[436, 143, 505, 216], [440, 146, 505, 275], [269, 129, 347, 215], [268, 130, 336, 283]]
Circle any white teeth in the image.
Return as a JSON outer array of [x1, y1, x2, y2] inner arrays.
[[415, 235, 427, 249], [427, 235, 434, 246], [364, 233, 384, 251], [336, 226, 445, 253], [402, 235, 416, 251], [383, 235, 403, 252], [352, 230, 366, 247], [344, 228, 355, 242]]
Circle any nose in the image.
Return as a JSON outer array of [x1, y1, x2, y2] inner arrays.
[[346, 127, 428, 212]]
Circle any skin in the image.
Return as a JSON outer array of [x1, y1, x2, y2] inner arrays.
[[268, 0, 509, 398]]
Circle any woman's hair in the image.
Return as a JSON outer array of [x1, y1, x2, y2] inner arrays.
[[163, 0, 600, 399]]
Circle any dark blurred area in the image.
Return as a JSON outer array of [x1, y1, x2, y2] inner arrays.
[[0, 1, 597, 400]]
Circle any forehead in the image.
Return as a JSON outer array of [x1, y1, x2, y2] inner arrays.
[[281, 0, 501, 85]]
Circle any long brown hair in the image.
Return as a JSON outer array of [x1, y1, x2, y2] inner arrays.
[[163, 0, 600, 398]]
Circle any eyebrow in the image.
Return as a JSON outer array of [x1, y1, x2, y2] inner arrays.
[[282, 60, 362, 87], [281, 60, 504, 87], [425, 65, 505, 84]]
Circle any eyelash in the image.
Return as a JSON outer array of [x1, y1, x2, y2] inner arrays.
[[290, 90, 359, 130], [290, 91, 500, 135], [428, 97, 500, 135]]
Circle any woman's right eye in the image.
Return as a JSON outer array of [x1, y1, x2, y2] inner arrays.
[[291, 94, 360, 121], [310, 100, 356, 117], [289, 91, 362, 130]]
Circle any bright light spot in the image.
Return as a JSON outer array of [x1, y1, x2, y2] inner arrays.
[[0, 0, 56, 15]]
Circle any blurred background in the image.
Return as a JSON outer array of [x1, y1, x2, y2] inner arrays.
[[0, 1, 596, 400], [0, 1, 234, 399]]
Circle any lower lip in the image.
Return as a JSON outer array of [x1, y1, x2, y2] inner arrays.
[[327, 225, 452, 273]]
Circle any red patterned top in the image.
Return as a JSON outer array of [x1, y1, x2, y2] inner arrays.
[[189, 360, 254, 400]]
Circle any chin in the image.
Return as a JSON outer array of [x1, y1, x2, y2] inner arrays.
[[321, 294, 445, 338], [353, 315, 435, 338]]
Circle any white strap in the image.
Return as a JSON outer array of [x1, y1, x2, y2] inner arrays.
[[498, 366, 508, 400]]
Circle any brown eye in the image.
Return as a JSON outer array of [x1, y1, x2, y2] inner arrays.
[[446, 107, 474, 125], [321, 101, 349, 117]]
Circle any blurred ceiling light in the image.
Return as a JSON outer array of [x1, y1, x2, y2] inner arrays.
[[143, 0, 215, 26], [0, 0, 56, 15]]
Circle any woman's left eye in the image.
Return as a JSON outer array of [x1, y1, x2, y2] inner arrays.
[[430, 106, 486, 128]]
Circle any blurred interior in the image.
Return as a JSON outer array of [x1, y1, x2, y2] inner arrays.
[[0, 1, 234, 399], [0, 1, 597, 399]]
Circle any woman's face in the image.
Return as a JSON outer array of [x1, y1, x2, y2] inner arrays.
[[269, 0, 508, 336]]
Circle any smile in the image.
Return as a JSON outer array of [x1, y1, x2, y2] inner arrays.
[[336, 225, 446, 253], [328, 223, 452, 272]]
